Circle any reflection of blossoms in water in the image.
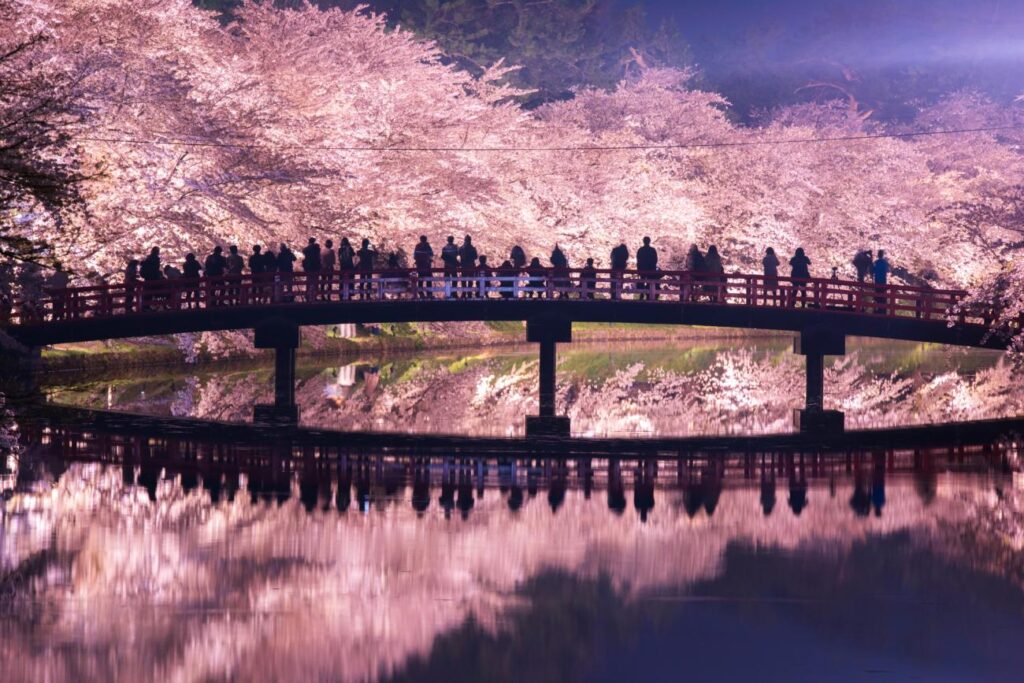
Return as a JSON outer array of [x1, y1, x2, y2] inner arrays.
[[0, 460, 1012, 683], [51, 345, 1023, 437], [0, 395, 20, 495]]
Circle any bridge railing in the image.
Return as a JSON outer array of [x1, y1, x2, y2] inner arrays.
[[3, 267, 998, 329]]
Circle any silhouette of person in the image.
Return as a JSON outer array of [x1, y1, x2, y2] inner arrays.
[[458, 236, 478, 298], [476, 254, 491, 298], [276, 243, 296, 301], [510, 244, 527, 270], [140, 247, 162, 282], [853, 249, 873, 283], [788, 247, 811, 307], [337, 237, 355, 299], [321, 238, 336, 299], [526, 256, 546, 298], [636, 236, 658, 300], [248, 245, 265, 275], [226, 245, 244, 304], [440, 235, 459, 298], [181, 253, 202, 307], [301, 238, 321, 302], [356, 238, 376, 299], [413, 235, 434, 299], [762, 247, 780, 305], [496, 259, 516, 299], [873, 249, 891, 313], [610, 242, 629, 300], [549, 245, 569, 297], [704, 245, 725, 303], [684, 244, 705, 302], [122, 259, 139, 313], [579, 257, 597, 299]]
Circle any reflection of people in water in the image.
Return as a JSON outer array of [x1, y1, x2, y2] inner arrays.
[[336, 462, 352, 513], [607, 459, 627, 515], [439, 466, 456, 519], [180, 469, 199, 495], [411, 461, 431, 515], [850, 456, 872, 517], [787, 454, 808, 516], [913, 449, 937, 506], [507, 484, 524, 512], [139, 463, 160, 502], [578, 458, 594, 500], [702, 460, 723, 517], [457, 465, 475, 519], [871, 451, 886, 517], [204, 471, 223, 504], [354, 465, 371, 512], [634, 459, 656, 523], [760, 456, 777, 516], [548, 461, 568, 514], [223, 467, 240, 503]]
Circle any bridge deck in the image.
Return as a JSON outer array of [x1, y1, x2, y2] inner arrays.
[[4, 268, 1013, 348]]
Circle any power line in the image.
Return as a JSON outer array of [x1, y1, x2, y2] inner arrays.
[[75, 123, 1022, 154]]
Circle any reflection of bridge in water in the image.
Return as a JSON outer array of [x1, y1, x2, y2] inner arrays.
[[6, 269, 1017, 435], [16, 405, 1020, 521]]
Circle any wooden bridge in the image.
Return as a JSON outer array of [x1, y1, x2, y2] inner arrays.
[[3, 268, 1015, 435]]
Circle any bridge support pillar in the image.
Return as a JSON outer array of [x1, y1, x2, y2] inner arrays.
[[253, 319, 300, 425], [525, 315, 571, 437], [793, 327, 845, 433]]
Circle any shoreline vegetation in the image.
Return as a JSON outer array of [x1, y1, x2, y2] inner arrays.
[[35, 323, 789, 378]]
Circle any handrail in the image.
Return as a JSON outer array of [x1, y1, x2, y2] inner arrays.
[[2, 266, 1009, 334]]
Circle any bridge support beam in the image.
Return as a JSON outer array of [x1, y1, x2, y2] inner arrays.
[[253, 319, 300, 425], [793, 327, 845, 433], [525, 315, 571, 437]]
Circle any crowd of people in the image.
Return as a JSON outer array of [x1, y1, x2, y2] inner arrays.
[[105, 235, 903, 312], [0, 236, 907, 326]]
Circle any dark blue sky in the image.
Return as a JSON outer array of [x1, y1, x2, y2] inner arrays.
[[639, 0, 1024, 70]]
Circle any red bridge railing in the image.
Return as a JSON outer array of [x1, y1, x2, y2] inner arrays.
[[1, 267, 1001, 329]]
